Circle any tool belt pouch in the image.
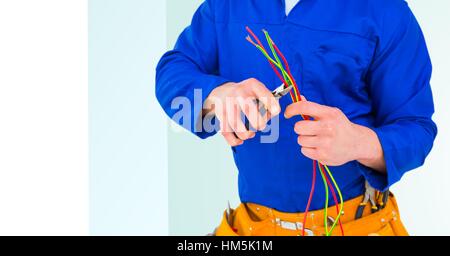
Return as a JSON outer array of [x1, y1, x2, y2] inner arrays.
[[215, 195, 408, 236], [215, 209, 239, 236]]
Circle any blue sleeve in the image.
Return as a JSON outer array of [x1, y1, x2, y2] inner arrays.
[[155, 0, 229, 139], [357, 2, 437, 191]]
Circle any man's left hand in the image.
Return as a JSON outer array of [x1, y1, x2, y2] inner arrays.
[[284, 99, 386, 171]]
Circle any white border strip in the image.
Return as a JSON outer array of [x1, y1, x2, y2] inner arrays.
[[0, 0, 88, 235]]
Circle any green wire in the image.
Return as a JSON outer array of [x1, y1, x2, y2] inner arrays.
[[254, 45, 295, 87], [263, 30, 290, 83], [257, 35, 333, 236], [323, 164, 344, 235], [317, 162, 329, 236], [251, 31, 344, 236], [254, 32, 303, 101], [260, 34, 302, 102]]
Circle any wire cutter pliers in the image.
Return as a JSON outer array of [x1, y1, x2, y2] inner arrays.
[[244, 84, 293, 130]]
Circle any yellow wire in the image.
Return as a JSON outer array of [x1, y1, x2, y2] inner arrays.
[[323, 164, 344, 235], [264, 31, 290, 84], [317, 162, 330, 235], [263, 32, 301, 102], [254, 45, 300, 101]]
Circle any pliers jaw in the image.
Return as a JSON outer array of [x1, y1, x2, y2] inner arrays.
[[272, 84, 293, 100]]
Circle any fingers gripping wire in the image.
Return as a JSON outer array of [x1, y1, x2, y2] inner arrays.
[[245, 27, 344, 236]]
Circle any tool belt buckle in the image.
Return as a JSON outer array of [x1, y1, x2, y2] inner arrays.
[[275, 218, 314, 236]]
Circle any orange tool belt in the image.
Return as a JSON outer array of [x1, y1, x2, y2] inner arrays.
[[215, 193, 408, 236]]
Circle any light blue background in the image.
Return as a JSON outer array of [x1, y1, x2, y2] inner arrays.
[[166, 0, 240, 236], [89, 0, 168, 235]]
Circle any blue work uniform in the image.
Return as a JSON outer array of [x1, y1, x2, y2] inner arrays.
[[156, 0, 437, 212]]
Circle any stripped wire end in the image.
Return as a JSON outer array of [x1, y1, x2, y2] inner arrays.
[[246, 26, 265, 47], [245, 35, 258, 47]]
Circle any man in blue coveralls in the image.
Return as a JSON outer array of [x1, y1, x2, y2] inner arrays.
[[156, 0, 436, 236]]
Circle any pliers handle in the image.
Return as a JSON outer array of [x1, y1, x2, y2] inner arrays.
[[355, 181, 378, 219]]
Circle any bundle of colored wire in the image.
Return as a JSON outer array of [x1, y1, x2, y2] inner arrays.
[[245, 27, 344, 236]]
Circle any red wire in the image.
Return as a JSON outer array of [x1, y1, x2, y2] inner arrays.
[[270, 64, 288, 87], [246, 26, 303, 107], [289, 91, 295, 100], [276, 39, 340, 233], [246, 27, 289, 88], [302, 159, 317, 236], [271, 42, 303, 102], [319, 163, 344, 236], [269, 38, 309, 120], [246, 26, 265, 49], [245, 27, 344, 236]]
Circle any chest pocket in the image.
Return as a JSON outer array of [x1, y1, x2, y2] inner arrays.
[[286, 25, 375, 109]]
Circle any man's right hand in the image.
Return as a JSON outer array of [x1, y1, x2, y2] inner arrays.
[[204, 78, 281, 146]]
